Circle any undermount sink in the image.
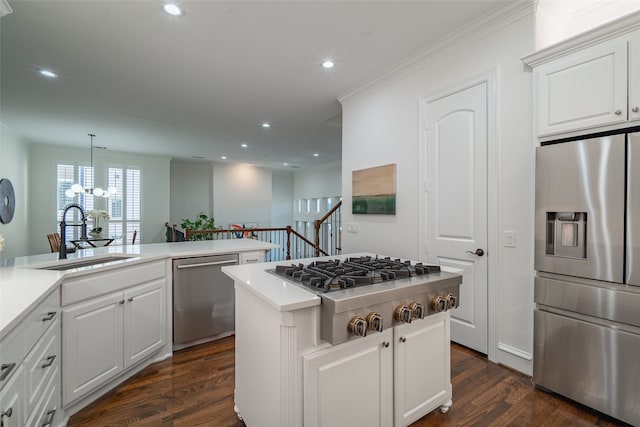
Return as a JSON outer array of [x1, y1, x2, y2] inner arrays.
[[37, 255, 136, 271]]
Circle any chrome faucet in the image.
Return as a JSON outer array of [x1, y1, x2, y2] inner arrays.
[[59, 203, 88, 259]]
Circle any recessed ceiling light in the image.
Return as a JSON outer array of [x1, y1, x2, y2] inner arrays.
[[322, 60, 334, 69], [241, 143, 248, 148], [163, 3, 182, 16], [262, 122, 270, 128], [283, 162, 288, 166], [39, 69, 57, 78], [313, 153, 319, 157], [221, 156, 227, 160]]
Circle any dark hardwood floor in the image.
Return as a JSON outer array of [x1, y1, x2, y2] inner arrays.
[[68, 337, 630, 427]]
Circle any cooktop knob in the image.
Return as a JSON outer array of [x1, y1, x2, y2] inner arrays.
[[444, 293, 457, 310], [366, 312, 384, 332], [394, 305, 412, 323], [409, 302, 425, 319], [432, 296, 446, 312], [348, 316, 368, 337]]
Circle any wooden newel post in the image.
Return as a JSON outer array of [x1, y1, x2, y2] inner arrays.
[[286, 226, 292, 260], [314, 220, 321, 257]]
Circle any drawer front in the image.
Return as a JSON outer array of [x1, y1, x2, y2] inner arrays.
[[0, 324, 25, 390], [25, 368, 59, 427], [0, 364, 24, 427], [25, 290, 59, 355], [240, 251, 265, 264], [62, 260, 166, 306], [24, 317, 60, 415]]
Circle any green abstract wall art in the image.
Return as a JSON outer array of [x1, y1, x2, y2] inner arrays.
[[352, 163, 396, 215]]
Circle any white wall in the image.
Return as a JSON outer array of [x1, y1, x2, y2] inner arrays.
[[212, 162, 272, 228], [293, 161, 342, 200], [170, 160, 213, 227], [271, 170, 294, 227], [340, 8, 535, 374], [0, 124, 30, 258], [28, 143, 171, 255], [535, 0, 640, 49]]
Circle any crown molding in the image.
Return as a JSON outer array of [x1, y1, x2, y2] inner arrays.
[[521, 9, 640, 68], [339, 0, 534, 105]]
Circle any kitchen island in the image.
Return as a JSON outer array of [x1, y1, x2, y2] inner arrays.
[[0, 239, 277, 427], [222, 254, 463, 427]]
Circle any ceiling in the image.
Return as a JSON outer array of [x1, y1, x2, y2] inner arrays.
[[1, 0, 510, 170]]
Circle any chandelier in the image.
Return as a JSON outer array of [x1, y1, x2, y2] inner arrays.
[[65, 133, 117, 198]]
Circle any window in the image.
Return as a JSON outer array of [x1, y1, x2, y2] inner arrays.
[[55, 164, 141, 245], [56, 164, 94, 241], [107, 167, 141, 245]]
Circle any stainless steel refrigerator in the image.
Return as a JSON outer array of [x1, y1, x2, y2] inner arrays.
[[534, 131, 640, 426]]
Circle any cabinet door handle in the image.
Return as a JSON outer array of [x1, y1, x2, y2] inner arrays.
[[615, 109, 622, 115], [119, 300, 125, 305], [41, 355, 56, 368], [381, 341, 390, 348], [41, 409, 56, 426], [1, 407, 12, 419], [0, 363, 16, 381], [245, 258, 259, 263], [399, 337, 407, 343], [42, 311, 56, 322], [633, 106, 640, 113], [127, 297, 133, 302]]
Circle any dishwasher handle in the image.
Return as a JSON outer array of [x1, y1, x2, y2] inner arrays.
[[176, 259, 238, 269]]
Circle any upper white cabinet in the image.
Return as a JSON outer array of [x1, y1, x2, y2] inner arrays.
[[524, 10, 640, 138], [630, 34, 640, 122], [535, 37, 628, 136]]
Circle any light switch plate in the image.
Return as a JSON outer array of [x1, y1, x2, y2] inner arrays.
[[504, 231, 516, 248], [346, 223, 357, 233]]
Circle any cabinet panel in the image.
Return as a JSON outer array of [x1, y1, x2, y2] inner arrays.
[[394, 313, 450, 427], [24, 290, 59, 356], [24, 317, 59, 415], [63, 292, 124, 406], [0, 365, 24, 427], [630, 35, 640, 122], [537, 39, 627, 136], [304, 329, 393, 427], [25, 368, 59, 427], [0, 324, 24, 390], [124, 279, 165, 369]]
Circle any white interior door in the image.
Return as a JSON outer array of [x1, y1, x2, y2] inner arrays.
[[422, 80, 489, 354]]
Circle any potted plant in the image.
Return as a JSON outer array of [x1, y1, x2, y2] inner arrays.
[[181, 212, 215, 240]]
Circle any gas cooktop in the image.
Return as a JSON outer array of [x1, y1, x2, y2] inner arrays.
[[271, 255, 441, 293]]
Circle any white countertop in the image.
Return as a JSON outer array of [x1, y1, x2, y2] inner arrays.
[[0, 239, 278, 339], [223, 260, 322, 312]]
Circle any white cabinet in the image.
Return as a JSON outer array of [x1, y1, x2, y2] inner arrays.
[[535, 38, 628, 136], [239, 250, 265, 264], [0, 365, 24, 427], [304, 329, 394, 427], [534, 30, 640, 137], [630, 35, 640, 123], [0, 290, 61, 427], [303, 313, 451, 427], [62, 278, 165, 406], [123, 281, 165, 369], [394, 313, 451, 427], [62, 292, 124, 406]]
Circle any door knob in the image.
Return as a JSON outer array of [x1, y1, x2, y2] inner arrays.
[[466, 248, 485, 257]]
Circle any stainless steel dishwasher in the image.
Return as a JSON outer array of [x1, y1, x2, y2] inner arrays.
[[172, 253, 239, 349]]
